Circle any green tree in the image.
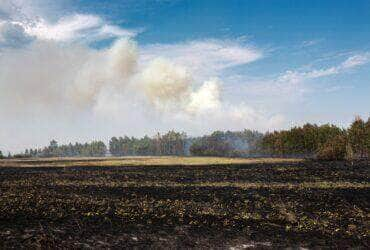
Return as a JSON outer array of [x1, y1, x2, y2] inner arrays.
[[190, 131, 233, 157], [348, 116, 367, 158], [365, 117, 370, 157], [109, 137, 121, 156], [317, 134, 347, 161], [262, 123, 343, 158]]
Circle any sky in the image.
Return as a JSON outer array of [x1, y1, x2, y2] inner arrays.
[[0, 0, 370, 152]]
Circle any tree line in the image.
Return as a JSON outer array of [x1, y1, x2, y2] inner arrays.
[[2, 116, 369, 160], [13, 140, 107, 158]]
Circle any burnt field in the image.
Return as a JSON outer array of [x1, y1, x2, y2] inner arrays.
[[0, 158, 369, 249]]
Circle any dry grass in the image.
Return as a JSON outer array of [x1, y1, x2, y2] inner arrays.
[[0, 156, 302, 168]]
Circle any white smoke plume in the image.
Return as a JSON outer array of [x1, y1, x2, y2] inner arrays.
[[139, 57, 192, 111], [186, 78, 221, 114], [69, 39, 138, 107], [0, 36, 279, 152]]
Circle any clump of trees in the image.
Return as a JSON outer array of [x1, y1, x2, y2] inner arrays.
[[109, 131, 188, 156], [189, 130, 263, 157], [317, 117, 370, 160], [22, 140, 107, 158], [316, 134, 347, 161], [347, 117, 369, 158], [262, 116, 370, 160], [262, 124, 345, 158], [190, 131, 234, 157], [0, 150, 3, 159]]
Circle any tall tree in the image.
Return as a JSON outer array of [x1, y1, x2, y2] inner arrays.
[[348, 116, 367, 158], [365, 118, 370, 157]]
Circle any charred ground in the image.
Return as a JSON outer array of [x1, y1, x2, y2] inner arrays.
[[0, 158, 369, 249]]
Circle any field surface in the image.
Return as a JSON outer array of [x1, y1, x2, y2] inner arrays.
[[0, 157, 369, 249]]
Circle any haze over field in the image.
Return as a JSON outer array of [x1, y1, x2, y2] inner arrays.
[[0, 0, 370, 152]]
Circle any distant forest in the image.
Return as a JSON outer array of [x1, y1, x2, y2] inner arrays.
[[1, 116, 369, 161]]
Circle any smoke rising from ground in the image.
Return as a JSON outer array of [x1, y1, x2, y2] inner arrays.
[[0, 1, 286, 153], [69, 39, 138, 107], [0, 38, 226, 114], [0, 37, 282, 152]]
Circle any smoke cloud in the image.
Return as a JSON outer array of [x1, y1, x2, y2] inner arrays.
[[0, 35, 281, 152], [139, 58, 192, 111], [69, 39, 138, 107], [0, 37, 223, 115]]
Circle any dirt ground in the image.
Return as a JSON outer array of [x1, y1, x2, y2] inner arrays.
[[0, 158, 369, 249]]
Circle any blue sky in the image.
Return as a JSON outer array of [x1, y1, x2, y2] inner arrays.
[[75, 0, 370, 49], [0, 0, 369, 151]]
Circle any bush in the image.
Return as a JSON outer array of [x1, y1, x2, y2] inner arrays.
[[316, 135, 347, 161]]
